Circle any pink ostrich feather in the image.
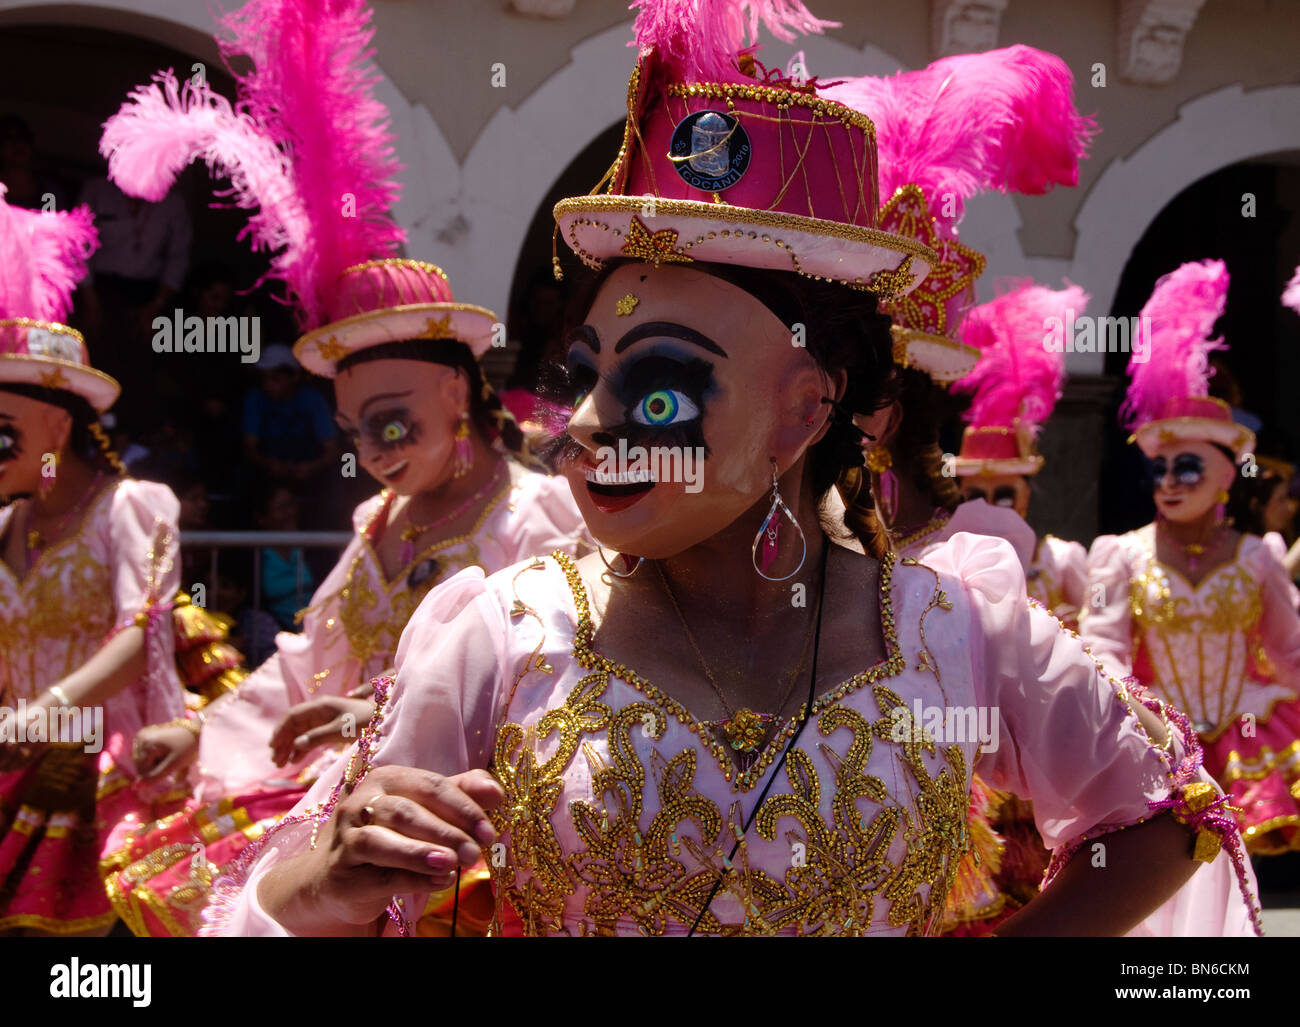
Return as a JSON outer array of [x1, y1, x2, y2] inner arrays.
[[822, 45, 1096, 234], [954, 280, 1088, 432], [100, 0, 403, 330], [1284, 263, 1300, 316], [1121, 259, 1229, 432], [0, 184, 98, 330], [630, 0, 837, 83]]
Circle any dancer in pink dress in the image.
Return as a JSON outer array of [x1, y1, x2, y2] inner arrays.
[[97, 0, 587, 936], [0, 187, 187, 934], [1082, 259, 1300, 856], [210, 0, 1256, 937], [951, 282, 1090, 629]]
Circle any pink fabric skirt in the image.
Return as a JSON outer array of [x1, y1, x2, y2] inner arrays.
[[0, 745, 182, 933], [1204, 696, 1300, 854]]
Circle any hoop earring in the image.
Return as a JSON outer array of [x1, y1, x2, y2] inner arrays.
[[598, 547, 643, 578], [452, 412, 473, 478], [752, 459, 806, 581]]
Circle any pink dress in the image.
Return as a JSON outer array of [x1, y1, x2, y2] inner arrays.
[[208, 533, 1259, 936], [103, 462, 589, 935], [0, 477, 186, 933], [1081, 526, 1300, 854], [1028, 535, 1089, 632]]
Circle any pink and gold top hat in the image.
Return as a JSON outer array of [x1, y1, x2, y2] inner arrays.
[[552, 1, 934, 297], [823, 45, 1094, 384], [950, 280, 1088, 478], [0, 186, 117, 412], [1121, 259, 1254, 461], [100, 0, 497, 378]]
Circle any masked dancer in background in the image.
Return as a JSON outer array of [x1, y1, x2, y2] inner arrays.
[[209, 0, 1257, 938], [0, 187, 187, 934], [97, 0, 587, 936], [1082, 259, 1300, 858]]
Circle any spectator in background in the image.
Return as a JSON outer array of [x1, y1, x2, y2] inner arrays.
[[251, 477, 315, 632], [75, 175, 192, 398], [242, 343, 340, 498], [0, 115, 70, 211]]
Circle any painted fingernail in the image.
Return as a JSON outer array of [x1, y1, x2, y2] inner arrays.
[[458, 841, 481, 866], [473, 819, 497, 845], [426, 849, 456, 871]]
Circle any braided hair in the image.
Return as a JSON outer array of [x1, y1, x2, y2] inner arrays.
[[0, 382, 126, 476], [335, 338, 546, 471], [565, 260, 898, 559]]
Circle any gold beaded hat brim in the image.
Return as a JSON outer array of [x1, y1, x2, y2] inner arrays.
[[952, 425, 1044, 477], [553, 54, 935, 298], [0, 319, 120, 412], [1129, 397, 1255, 461], [293, 260, 499, 378], [890, 325, 978, 385]]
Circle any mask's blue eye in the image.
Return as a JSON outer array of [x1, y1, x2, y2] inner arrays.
[[632, 389, 698, 426], [381, 420, 408, 443], [0, 435, 12, 452]]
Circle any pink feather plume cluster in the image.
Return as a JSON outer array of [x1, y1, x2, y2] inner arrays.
[[1283, 263, 1300, 317], [100, 0, 403, 330], [1121, 258, 1229, 431], [954, 280, 1088, 433], [0, 184, 99, 338], [822, 45, 1096, 233], [631, 0, 836, 83]]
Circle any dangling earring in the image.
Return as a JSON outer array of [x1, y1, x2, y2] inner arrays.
[[452, 412, 473, 478], [1215, 489, 1230, 523], [752, 458, 806, 581], [864, 445, 897, 523], [37, 450, 59, 501], [597, 546, 642, 578]]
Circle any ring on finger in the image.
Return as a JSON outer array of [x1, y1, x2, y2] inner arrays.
[[360, 803, 376, 826]]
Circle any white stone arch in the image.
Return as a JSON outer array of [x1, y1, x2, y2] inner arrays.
[[0, 0, 439, 283], [1068, 82, 1300, 374]]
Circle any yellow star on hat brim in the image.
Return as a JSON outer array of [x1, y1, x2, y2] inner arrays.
[[421, 314, 455, 339], [315, 338, 349, 362], [38, 368, 70, 389], [619, 216, 693, 266]]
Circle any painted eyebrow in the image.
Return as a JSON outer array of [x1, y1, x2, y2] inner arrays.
[[613, 321, 727, 357], [358, 391, 413, 419], [566, 325, 601, 354]]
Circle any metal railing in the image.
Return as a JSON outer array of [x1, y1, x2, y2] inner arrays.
[[182, 530, 352, 615]]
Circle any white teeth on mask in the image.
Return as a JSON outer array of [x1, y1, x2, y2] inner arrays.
[[382, 459, 409, 476], [583, 465, 653, 486]]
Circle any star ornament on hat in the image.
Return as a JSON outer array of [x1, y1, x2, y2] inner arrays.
[[950, 280, 1089, 478], [1121, 259, 1254, 461], [552, 0, 937, 297], [99, 0, 498, 378], [0, 185, 117, 412], [822, 44, 1096, 384]]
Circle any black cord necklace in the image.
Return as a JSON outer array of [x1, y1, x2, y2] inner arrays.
[[686, 538, 831, 937]]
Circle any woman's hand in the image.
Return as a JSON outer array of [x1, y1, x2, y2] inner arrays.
[[259, 766, 504, 933], [268, 696, 376, 767], [133, 722, 199, 779]]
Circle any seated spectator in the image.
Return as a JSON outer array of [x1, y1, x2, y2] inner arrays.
[[251, 477, 315, 632], [242, 343, 340, 490]]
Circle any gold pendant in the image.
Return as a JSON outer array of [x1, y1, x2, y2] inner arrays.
[[722, 709, 769, 753]]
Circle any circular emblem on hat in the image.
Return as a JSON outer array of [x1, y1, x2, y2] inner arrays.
[[669, 110, 751, 192]]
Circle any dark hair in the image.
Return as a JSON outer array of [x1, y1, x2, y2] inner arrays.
[[0, 382, 125, 474], [336, 338, 539, 467], [567, 259, 898, 558], [1227, 462, 1289, 536], [891, 366, 964, 514]]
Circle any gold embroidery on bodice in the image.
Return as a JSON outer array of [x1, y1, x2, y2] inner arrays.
[[486, 552, 973, 936], [1128, 536, 1263, 737]]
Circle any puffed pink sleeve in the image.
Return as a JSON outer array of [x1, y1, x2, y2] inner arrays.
[[1243, 536, 1300, 689], [1261, 532, 1300, 611], [927, 533, 1261, 936], [193, 496, 381, 799], [202, 564, 517, 936], [1053, 537, 1089, 625], [926, 533, 1173, 849], [1077, 533, 1136, 680], [499, 469, 591, 562], [101, 479, 186, 770]]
